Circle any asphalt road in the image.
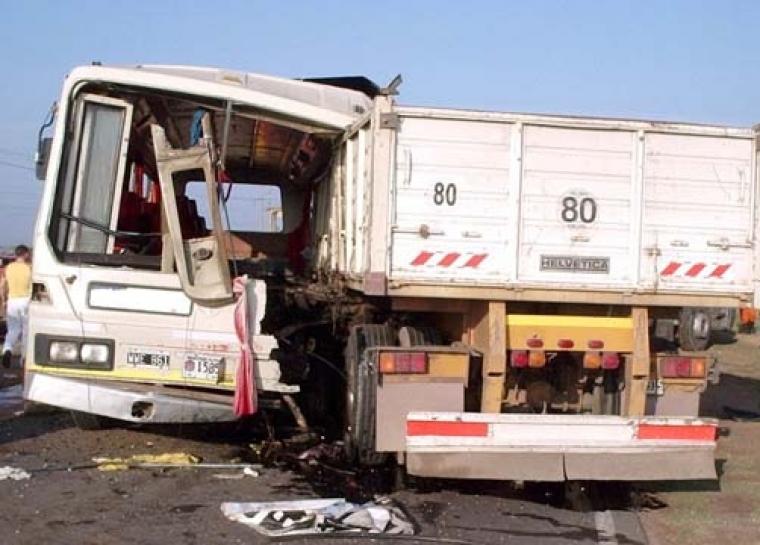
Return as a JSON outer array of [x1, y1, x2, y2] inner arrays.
[[0, 388, 648, 545]]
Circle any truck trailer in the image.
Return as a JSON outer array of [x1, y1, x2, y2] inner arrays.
[[24, 64, 744, 481]]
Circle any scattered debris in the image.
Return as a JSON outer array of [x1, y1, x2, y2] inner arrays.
[[243, 466, 260, 477], [297, 442, 344, 464], [0, 466, 31, 481], [213, 466, 260, 480], [91, 452, 263, 472], [93, 452, 200, 471], [221, 496, 416, 537]]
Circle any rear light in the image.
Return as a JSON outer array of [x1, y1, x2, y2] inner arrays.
[[659, 356, 707, 378], [557, 338, 574, 349], [526, 338, 543, 349], [510, 350, 529, 368], [587, 339, 604, 350], [378, 351, 427, 374], [602, 352, 620, 370], [691, 358, 706, 378], [583, 351, 602, 369], [528, 350, 546, 368]]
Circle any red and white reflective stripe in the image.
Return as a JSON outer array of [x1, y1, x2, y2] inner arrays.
[[410, 251, 489, 268], [660, 261, 732, 279], [407, 420, 488, 437], [406, 412, 718, 450], [636, 423, 717, 441]]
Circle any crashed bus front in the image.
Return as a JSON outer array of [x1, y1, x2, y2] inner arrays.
[[25, 65, 371, 423]]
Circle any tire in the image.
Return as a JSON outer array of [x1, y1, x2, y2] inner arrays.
[[398, 326, 443, 347], [70, 410, 115, 431], [344, 324, 395, 466], [678, 307, 712, 351]]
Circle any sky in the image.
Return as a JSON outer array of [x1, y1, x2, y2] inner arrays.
[[1, 0, 760, 246]]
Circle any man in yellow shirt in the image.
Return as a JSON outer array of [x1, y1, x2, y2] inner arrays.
[[2, 245, 31, 368]]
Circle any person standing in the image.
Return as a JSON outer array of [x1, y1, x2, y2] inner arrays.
[[1, 245, 31, 368]]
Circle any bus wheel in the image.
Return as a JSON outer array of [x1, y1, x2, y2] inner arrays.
[[344, 324, 395, 466], [70, 411, 115, 430], [678, 307, 711, 351]]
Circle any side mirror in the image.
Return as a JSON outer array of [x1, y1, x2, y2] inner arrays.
[[35, 102, 57, 182], [35, 137, 52, 181]]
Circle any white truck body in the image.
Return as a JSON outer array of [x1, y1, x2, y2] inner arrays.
[[326, 103, 758, 308]]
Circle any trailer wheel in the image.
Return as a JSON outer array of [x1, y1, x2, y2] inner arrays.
[[344, 324, 395, 466], [678, 307, 711, 351], [70, 410, 115, 430], [398, 326, 442, 347]]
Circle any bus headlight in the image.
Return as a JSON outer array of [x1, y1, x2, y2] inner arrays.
[[80, 343, 110, 364], [49, 341, 79, 363]]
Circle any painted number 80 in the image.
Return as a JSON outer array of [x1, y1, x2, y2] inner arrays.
[[433, 182, 457, 206], [561, 196, 597, 223]]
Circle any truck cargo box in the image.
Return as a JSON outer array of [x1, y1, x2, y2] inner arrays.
[[330, 104, 759, 308]]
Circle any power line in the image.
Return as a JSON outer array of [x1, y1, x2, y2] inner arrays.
[[0, 159, 34, 172], [0, 147, 31, 158]]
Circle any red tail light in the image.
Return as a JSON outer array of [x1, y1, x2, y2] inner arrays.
[[557, 339, 575, 349], [526, 338, 544, 349], [602, 352, 620, 370], [659, 356, 707, 378], [587, 339, 604, 350], [510, 350, 529, 368], [378, 351, 428, 374]]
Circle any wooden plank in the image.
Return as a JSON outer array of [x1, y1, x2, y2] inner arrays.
[[364, 96, 395, 295], [391, 297, 470, 313], [624, 306, 650, 416], [470, 301, 507, 413], [385, 283, 749, 308]]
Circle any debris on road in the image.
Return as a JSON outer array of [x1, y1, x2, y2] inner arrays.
[[0, 466, 31, 481], [212, 466, 260, 480], [91, 452, 263, 473], [221, 496, 416, 537], [93, 452, 201, 471]]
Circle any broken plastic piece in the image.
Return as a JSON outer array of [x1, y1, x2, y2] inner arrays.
[[0, 466, 31, 481], [221, 496, 415, 537]]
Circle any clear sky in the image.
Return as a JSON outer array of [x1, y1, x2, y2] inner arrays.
[[1, 0, 759, 246]]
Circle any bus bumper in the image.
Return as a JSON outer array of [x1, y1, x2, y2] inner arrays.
[[24, 372, 235, 423], [405, 412, 718, 481]]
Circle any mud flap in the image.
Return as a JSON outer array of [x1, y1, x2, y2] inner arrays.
[[563, 448, 717, 481]]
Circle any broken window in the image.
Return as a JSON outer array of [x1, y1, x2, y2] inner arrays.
[[185, 182, 283, 233], [48, 82, 337, 280]]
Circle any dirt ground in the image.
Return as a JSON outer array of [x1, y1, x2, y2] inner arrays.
[[0, 409, 647, 545], [1, 334, 759, 544], [638, 332, 760, 545]]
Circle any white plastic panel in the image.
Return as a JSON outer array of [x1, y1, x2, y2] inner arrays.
[[641, 133, 754, 293], [517, 126, 636, 286], [390, 116, 511, 282]]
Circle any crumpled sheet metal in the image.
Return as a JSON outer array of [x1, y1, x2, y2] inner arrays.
[[221, 496, 415, 537], [0, 466, 31, 481], [92, 452, 200, 471]]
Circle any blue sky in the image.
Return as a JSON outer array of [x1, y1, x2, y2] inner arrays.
[[1, 0, 759, 245]]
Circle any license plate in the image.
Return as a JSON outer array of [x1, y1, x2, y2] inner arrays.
[[646, 379, 664, 396], [182, 354, 224, 381], [126, 349, 170, 369]]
